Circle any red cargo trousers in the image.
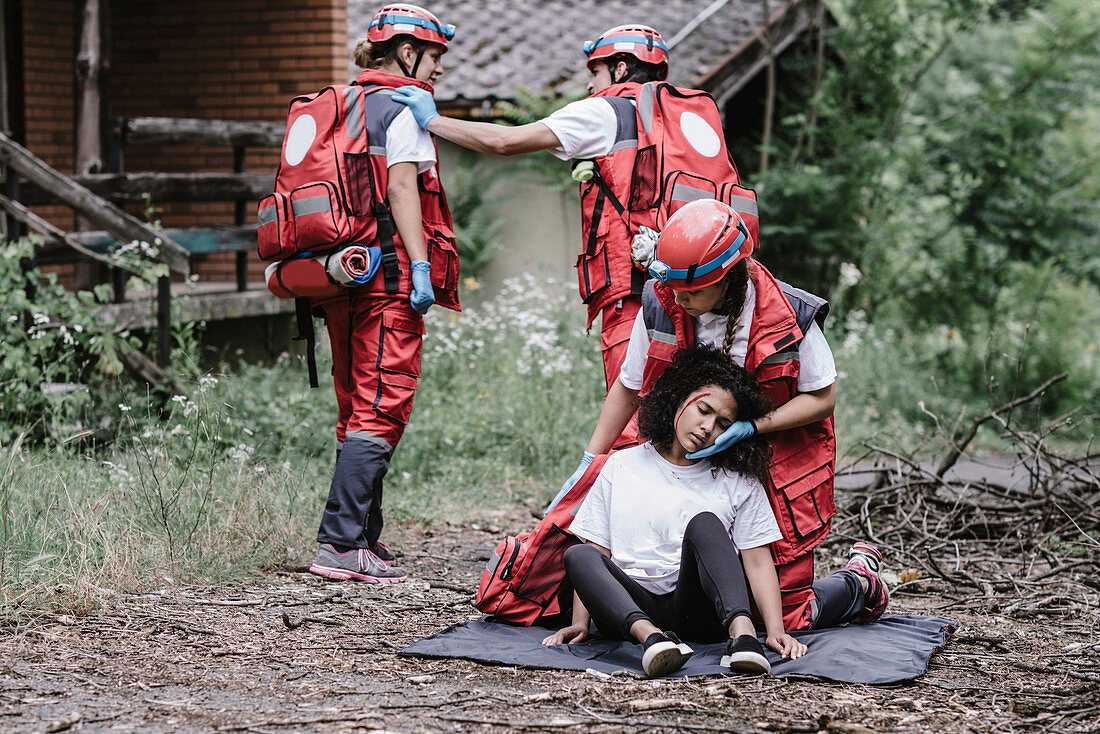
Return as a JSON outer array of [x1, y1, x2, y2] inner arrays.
[[315, 293, 424, 549]]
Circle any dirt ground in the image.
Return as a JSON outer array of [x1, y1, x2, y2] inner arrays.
[[2, 505, 1099, 734]]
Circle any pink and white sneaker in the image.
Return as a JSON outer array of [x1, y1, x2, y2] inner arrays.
[[845, 541, 888, 623], [309, 544, 406, 583]]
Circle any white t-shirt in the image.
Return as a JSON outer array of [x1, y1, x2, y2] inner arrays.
[[541, 97, 620, 161], [619, 280, 837, 393], [570, 442, 783, 594], [386, 107, 436, 173]]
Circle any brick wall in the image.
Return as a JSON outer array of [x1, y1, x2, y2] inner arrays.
[[22, 0, 78, 235], [21, 0, 347, 285]]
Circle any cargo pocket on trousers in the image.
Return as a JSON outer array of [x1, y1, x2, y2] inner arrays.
[[773, 459, 835, 543], [373, 372, 418, 426], [379, 310, 425, 378]]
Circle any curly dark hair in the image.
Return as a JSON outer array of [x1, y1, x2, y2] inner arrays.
[[637, 344, 773, 483]]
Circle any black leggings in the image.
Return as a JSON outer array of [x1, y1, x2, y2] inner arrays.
[[564, 512, 753, 644], [564, 511, 868, 642]]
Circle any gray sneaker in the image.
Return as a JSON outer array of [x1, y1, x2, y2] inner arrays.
[[309, 544, 407, 583]]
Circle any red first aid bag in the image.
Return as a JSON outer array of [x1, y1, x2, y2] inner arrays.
[[257, 84, 397, 264], [627, 82, 759, 249], [475, 455, 609, 625]]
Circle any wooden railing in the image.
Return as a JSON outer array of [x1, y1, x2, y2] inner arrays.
[[0, 117, 284, 368]]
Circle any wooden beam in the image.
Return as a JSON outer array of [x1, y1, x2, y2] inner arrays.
[[75, 0, 106, 178], [77, 171, 274, 203], [4, 172, 274, 205], [64, 224, 256, 255], [122, 117, 284, 148], [0, 130, 190, 274], [98, 287, 296, 330], [73, 0, 108, 289], [0, 192, 143, 275]]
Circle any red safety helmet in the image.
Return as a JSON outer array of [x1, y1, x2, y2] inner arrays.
[[368, 4, 456, 50], [583, 24, 669, 78], [649, 200, 754, 290]]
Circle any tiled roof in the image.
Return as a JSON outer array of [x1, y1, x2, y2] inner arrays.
[[347, 0, 777, 105]]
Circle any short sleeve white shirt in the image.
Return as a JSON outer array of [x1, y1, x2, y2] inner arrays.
[[541, 97, 620, 161], [570, 442, 783, 594], [385, 107, 436, 174], [618, 280, 837, 393]]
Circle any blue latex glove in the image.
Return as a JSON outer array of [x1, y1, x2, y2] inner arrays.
[[393, 85, 439, 130], [409, 260, 435, 314], [544, 451, 595, 515], [685, 421, 756, 459]]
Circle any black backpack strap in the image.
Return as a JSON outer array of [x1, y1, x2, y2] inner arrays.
[[589, 160, 626, 218], [358, 85, 401, 293], [293, 296, 319, 388], [372, 201, 401, 293]]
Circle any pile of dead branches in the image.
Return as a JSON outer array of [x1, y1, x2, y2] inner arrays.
[[834, 372, 1099, 616]]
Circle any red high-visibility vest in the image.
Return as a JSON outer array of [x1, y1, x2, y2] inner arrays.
[[639, 261, 836, 568]]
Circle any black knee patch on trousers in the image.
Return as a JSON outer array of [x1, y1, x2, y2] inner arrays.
[[316, 437, 392, 549]]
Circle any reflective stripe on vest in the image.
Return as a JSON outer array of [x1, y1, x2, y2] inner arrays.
[[728, 191, 759, 218], [257, 203, 277, 226], [291, 194, 332, 217], [670, 181, 714, 204], [344, 86, 364, 139], [637, 82, 656, 134]]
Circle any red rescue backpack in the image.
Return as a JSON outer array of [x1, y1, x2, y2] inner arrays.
[[475, 455, 609, 625], [257, 80, 404, 293], [592, 81, 760, 250]]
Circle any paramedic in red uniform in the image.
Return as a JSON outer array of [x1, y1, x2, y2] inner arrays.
[[392, 25, 672, 397], [308, 3, 461, 583], [579, 199, 846, 631]]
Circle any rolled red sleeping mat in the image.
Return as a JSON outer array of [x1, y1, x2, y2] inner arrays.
[[265, 245, 381, 299]]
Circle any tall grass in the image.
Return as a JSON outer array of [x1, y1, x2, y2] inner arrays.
[[0, 277, 603, 614]]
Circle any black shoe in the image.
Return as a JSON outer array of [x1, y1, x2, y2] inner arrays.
[[641, 631, 694, 678], [723, 635, 771, 675]]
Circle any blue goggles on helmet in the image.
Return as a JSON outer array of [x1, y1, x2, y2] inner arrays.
[[648, 220, 749, 286], [371, 15, 456, 40]]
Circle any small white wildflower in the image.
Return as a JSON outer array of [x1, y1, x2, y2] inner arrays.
[[118, 404, 131, 412], [839, 262, 862, 287], [7, 315, 18, 323], [170, 424, 185, 435], [255, 466, 266, 474], [171, 395, 187, 404], [243, 427, 254, 436], [33, 313, 50, 325]]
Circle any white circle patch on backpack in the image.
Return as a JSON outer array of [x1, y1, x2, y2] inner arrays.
[[679, 111, 721, 158], [285, 114, 317, 166]]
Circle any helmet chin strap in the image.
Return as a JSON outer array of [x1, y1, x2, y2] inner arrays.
[[410, 44, 427, 78], [392, 41, 426, 79]]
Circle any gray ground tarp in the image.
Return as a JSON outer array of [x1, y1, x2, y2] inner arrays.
[[400, 614, 957, 684]]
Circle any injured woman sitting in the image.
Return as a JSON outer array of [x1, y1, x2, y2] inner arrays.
[[540, 345, 888, 678]]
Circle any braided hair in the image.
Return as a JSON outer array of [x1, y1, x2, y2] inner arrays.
[[718, 260, 751, 357]]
